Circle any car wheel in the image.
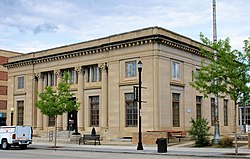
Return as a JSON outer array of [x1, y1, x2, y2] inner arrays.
[[2, 140, 9, 150]]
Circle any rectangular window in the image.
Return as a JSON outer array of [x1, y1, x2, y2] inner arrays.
[[86, 65, 100, 83], [196, 69, 199, 77], [196, 96, 202, 119], [211, 98, 215, 126], [172, 93, 180, 127], [172, 62, 180, 79], [44, 73, 48, 86], [87, 67, 90, 83], [125, 93, 138, 127], [17, 101, 24, 125], [44, 72, 55, 86], [90, 96, 99, 127], [125, 61, 136, 78], [50, 72, 55, 86], [48, 116, 55, 127], [92, 65, 98, 82], [224, 99, 228, 126], [17, 76, 24, 89], [69, 68, 75, 84]]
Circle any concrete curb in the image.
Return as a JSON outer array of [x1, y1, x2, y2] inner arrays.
[[29, 143, 250, 158]]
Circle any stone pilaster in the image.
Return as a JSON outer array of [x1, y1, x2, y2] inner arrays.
[[100, 63, 108, 128], [36, 73, 44, 130], [76, 66, 85, 131]]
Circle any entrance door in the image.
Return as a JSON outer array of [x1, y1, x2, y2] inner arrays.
[[67, 111, 75, 131]]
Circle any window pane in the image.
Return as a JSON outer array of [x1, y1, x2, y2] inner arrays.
[[172, 62, 180, 79], [17, 76, 24, 89], [92, 65, 98, 82], [48, 116, 55, 127], [50, 72, 55, 86], [44, 73, 48, 86], [87, 67, 90, 82], [172, 93, 180, 127], [70, 69, 75, 84], [90, 96, 99, 127], [125, 93, 138, 127], [125, 61, 136, 78], [17, 101, 24, 125], [196, 96, 202, 119], [196, 69, 199, 77], [224, 99, 228, 126]]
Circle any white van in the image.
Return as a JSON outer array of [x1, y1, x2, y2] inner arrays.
[[0, 126, 33, 150]]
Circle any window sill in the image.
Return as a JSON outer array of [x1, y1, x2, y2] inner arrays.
[[170, 81, 185, 87]]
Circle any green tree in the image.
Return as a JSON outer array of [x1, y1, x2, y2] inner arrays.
[[190, 34, 250, 154], [188, 118, 211, 147], [35, 71, 79, 148]]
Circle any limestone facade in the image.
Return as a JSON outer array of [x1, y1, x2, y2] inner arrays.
[[5, 27, 235, 138]]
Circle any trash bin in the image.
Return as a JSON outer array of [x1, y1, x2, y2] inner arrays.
[[156, 138, 167, 153]]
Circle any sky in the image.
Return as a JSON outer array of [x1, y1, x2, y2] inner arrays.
[[0, 0, 249, 53]]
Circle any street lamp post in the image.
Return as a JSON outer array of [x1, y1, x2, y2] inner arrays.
[[137, 61, 144, 150], [10, 108, 14, 126]]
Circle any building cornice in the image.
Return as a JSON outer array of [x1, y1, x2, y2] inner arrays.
[[4, 33, 201, 69]]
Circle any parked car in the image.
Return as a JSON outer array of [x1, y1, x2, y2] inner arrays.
[[0, 126, 33, 150]]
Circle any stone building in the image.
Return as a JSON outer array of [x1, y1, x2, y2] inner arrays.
[[0, 50, 22, 126], [4, 27, 235, 139]]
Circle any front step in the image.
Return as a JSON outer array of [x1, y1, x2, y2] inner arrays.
[[33, 130, 81, 144]]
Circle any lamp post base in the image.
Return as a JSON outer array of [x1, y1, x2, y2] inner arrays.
[[212, 138, 219, 145], [137, 142, 144, 150]]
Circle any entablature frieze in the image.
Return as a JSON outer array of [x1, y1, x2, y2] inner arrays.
[[5, 34, 201, 69]]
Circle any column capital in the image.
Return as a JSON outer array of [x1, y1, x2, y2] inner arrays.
[[54, 70, 61, 76], [36, 72, 44, 79], [99, 62, 108, 72], [75, 66, 85, 75]]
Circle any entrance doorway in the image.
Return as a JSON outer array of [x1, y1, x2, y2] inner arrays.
[[67, 98, 78, 131], [67, 110, 77, 131]]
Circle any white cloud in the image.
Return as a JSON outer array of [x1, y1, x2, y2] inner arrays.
[[0, 0, 249, 53]]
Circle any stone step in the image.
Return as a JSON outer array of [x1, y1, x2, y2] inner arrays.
[[41, 130, 74, 138]]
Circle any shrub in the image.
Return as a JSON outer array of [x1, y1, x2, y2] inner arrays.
[[188, 118, 211, 147], [218, 136, 233, 148]]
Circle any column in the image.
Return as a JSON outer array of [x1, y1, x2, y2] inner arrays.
[[37, 73, 44, 130], [76, 66, 85, 131], [55, 70, 63, 130], [43, 72, 51, 128], [32, 74, 37, 128], [100, 63, 108, 128]]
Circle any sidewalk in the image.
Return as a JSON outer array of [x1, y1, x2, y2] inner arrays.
[[30, 139, 250, 158]]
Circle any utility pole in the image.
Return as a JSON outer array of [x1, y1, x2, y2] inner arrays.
[[212, 0, 220, 145]]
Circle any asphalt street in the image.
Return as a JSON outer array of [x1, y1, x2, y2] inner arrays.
[[0, 148, 242, 159]]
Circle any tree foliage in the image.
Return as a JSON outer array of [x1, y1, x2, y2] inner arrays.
[[190, 34, 250, 102], [188, 118, 211, 147], [35, 71, 79, 117]]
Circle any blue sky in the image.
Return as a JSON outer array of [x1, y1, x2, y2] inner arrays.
[[0, 0, 249, 53]]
